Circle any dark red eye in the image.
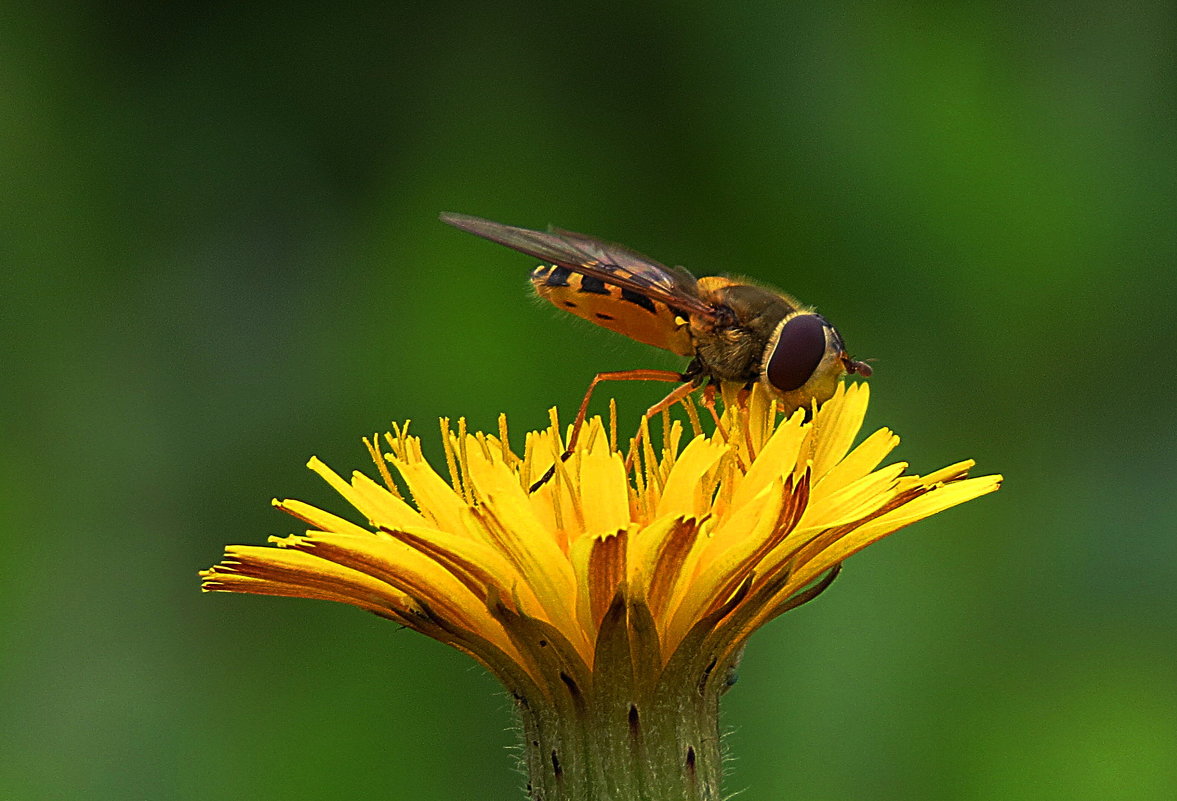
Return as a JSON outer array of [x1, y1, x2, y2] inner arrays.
[[766, 314, 827, 393]]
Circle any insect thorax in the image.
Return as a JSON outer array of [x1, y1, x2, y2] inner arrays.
[[693, 279, 800, 383]]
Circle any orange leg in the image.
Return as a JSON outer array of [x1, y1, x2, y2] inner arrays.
[[530, 369, 686, 492], [622, 379, 703, 474], [644, 378, 702, 418], [696, 383, 746, 468], [700, 383, 724, 431], [567, 369, 685, 452], [735, 385, 758, 462]]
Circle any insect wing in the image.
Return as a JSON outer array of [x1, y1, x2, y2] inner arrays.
[[439, 213, 717, 320]]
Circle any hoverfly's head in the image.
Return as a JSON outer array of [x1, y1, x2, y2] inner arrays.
[[761, 312, 871, 413]]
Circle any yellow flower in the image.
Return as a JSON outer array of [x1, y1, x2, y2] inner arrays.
[[202, 383, 998, 697], [203, 382, 999, 798]]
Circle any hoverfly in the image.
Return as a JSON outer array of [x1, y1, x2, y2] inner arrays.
[[440, 212, 871, 456]]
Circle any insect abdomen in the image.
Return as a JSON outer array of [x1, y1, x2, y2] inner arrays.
[[530, 265, 694, 356]]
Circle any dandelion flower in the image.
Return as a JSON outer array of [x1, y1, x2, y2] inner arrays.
[[202, 383, 1000, 800]]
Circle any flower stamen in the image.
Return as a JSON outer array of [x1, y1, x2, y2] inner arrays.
[[681, 392, 704, 438], [203, 381, 1000, 723], [363, 434, 403, 500]]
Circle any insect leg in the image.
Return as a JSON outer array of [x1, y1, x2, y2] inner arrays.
[[701, 383, 723, 429], [529, 368, 685, 492], [622, 379, 703, 475], [568, 369, 685, 452], [643, 378, 702, 417], [698, 383, 738, 463]]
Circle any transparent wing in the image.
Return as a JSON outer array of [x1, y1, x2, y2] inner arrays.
[[440, 212, 719, 320]]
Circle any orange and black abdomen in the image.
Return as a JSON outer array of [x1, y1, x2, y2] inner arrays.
[[530, 265, 695, 356]]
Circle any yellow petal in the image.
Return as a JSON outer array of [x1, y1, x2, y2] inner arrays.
[[347, 469, 427, 530], [917, 459, 977, 486], [808, 382, 870, 479], [468, 456, 586, 656], [728, 409, 807, 512], [656, 435, 728, 519], [393, 458, 480, 539], [576, 446, 630, 538], [802, 462, 908, 529], [274, 498, 374, 538], [813, 427, 900, 495], [790, 473, 1003, 588], [381, 523, 539, 615], [290, 532, 515, 652], [664, 479, 785, 650]]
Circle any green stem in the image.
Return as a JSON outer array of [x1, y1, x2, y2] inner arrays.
[[515, 638, 726, 801]]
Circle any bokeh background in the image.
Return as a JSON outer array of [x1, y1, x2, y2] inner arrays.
[[3, 3, 1176, 799]]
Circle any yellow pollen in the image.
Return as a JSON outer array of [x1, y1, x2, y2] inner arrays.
[[439, 417, 462, 496], [457, 418, 473, 504], [201, 381, 1001, 696], [364, 433, 403, 500], [498, 413, 513, 467], [608, 398, 617, 453], [682, 394, 703, 438]]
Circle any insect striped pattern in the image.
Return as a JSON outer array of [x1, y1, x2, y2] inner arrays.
[[439, 212, 870, 423], [530, 264, 694, 356]]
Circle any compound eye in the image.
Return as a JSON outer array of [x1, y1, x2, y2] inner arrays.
[[766, 314, 828, 393]]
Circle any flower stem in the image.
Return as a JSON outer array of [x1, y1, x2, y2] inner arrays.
[[517, 682, 723, 801], [515, 596, 726, 801]]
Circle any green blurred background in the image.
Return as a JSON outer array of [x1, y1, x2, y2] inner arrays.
[[3, 2, 1175, 799]]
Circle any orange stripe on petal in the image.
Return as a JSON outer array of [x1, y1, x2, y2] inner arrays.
[[285, 533, 515, 653], [201, 572, 416, 623], [627, 516, 702, 623], [586, 529, 628, 631], [201, 545, 410, 616], [789, 474, 1002, 588]]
